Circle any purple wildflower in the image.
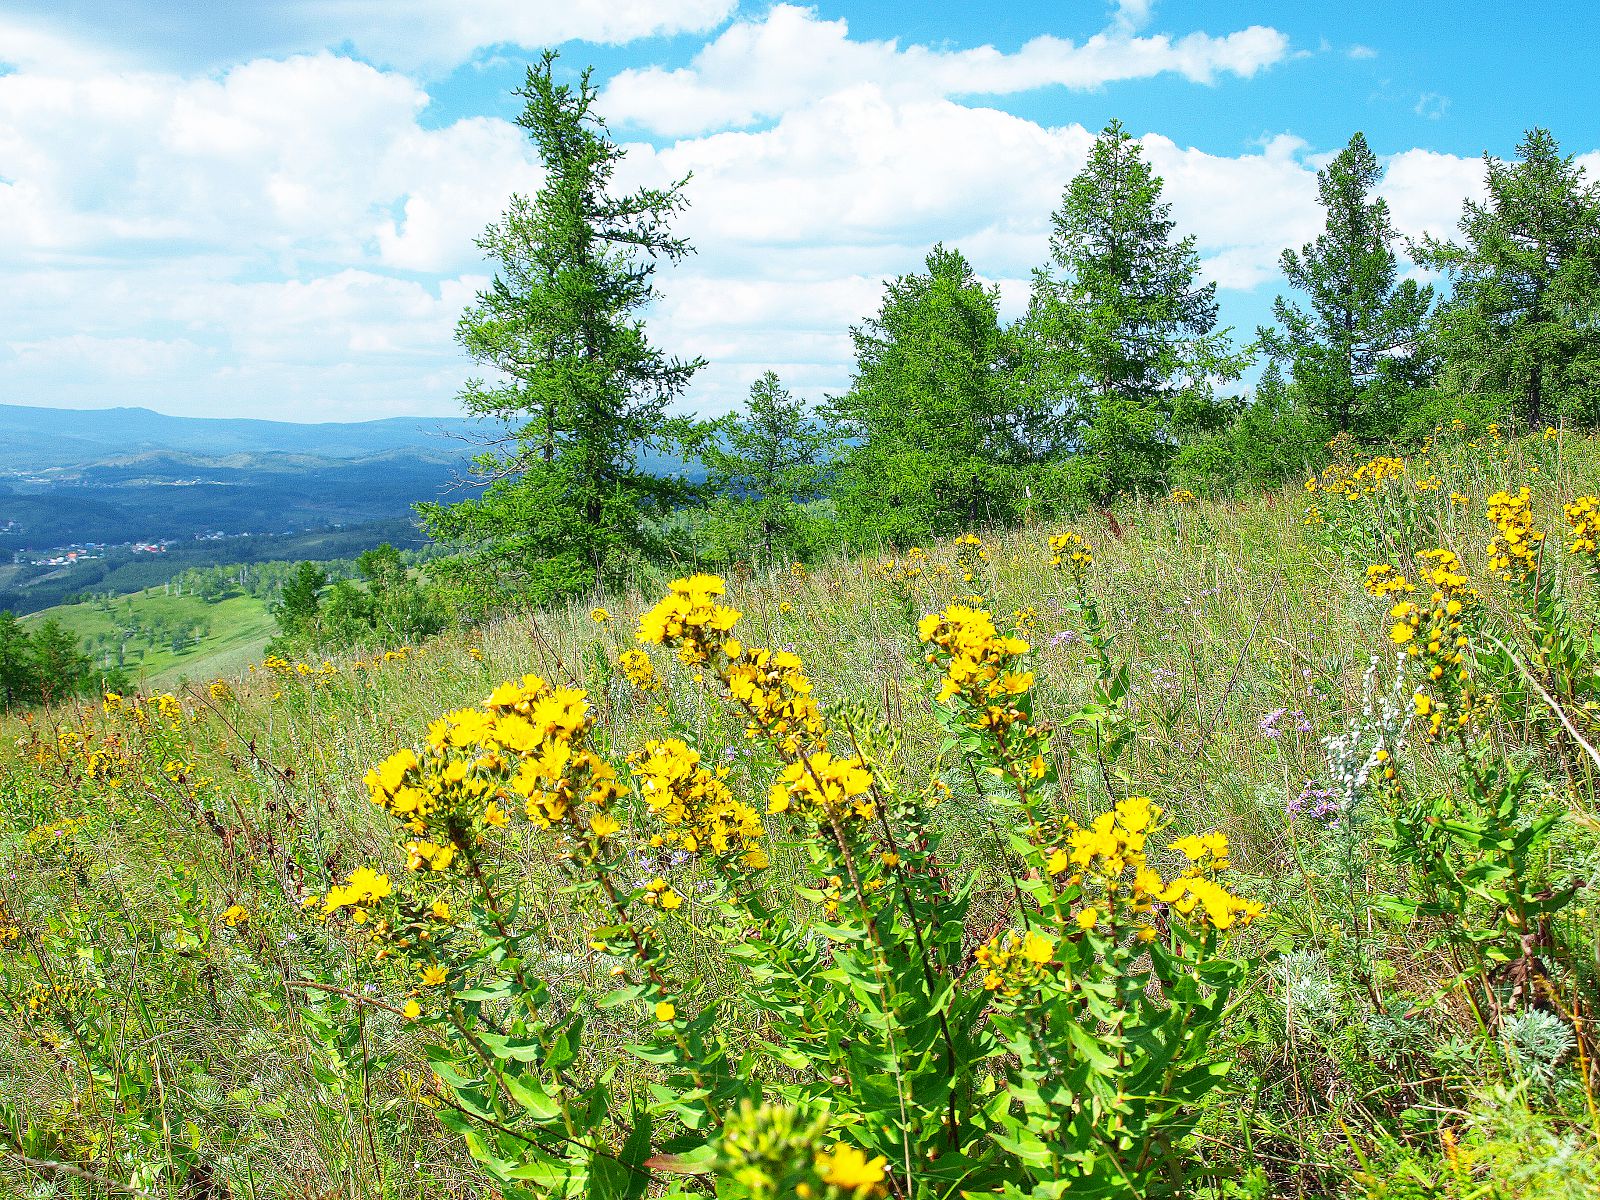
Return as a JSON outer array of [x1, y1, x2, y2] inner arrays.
[[1289, 781, 1340, 822]]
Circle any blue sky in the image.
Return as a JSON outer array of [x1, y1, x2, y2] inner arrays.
[[1, 0, 1596, 421]]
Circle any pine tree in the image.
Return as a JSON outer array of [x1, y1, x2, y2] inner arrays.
[[0, 612, 33, 711], [1020, 120, 1245, 502], [826, 244, 1018, 546], [690, 372, 831, 562], [1413, 128, 1600, 428], [418, 52, 703, 613], [268, 562, 327, 653], [29, 617, 91, 706], [1259, 132, 1434, 438]]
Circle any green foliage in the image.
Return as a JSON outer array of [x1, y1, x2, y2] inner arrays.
[[1016, 120, 1248, 505], [827, 245, 1021, 546], [1259, 133, 1434, 440], [1170, 363, 1324, 497], [686, 371, 834, 564], [1414, 127, 1600, 429], [0, 610, 111, 711], [268, 546, 446, 657], [270, 561, 328, 649], [418, 52, 704, 614]]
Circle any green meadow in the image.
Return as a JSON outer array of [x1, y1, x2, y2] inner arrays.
[[2, 429, 1598, 1197], [23, 587, 274, 686]]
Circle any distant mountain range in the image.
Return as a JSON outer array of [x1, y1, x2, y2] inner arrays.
[[0, 403, 485, 470], [0, 403, 701, 554]]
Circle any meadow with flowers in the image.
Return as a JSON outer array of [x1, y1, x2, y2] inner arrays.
[[0, 423, 1597, 1197]]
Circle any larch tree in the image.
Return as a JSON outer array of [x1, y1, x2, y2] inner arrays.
[[1259, 132, 1434, 438], [689, 371, 832, 562], [0, 612, 31, 711], [1020, 120, 1246, 502], [1413, 127, 1600, 429], [418, 52, 703, 614], [825, 244, 1018, 547]]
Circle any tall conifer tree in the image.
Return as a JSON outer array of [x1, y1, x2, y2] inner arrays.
[[1414, 128, 1600, 428], [690, 371, 831, 561], [826, 245, 1017, 546], [1259, 132, 1433, 437], [1020, 120, 1244, 502], [419, 53, 703, 612]]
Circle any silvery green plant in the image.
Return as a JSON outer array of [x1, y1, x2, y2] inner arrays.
[[1501, 1009, 1575, 1090]]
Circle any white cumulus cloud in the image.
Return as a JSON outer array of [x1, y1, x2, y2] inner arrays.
[[0, 1, 738, 75], [601, 4, 1291, 137], [0, 7, 1566, 421]]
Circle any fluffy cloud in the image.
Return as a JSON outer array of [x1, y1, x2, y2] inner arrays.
[[325, 0, 739, 73], [0, 8, 1563, 421], [1380, 149, 1487, 243], [602, 5, 1291, 136], [0, 1, 737, 75], [0, 52, 543, 269], [0, 49, 536, 417]]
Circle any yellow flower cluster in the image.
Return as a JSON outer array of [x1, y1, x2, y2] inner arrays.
[[1054, 796, 1160, 884], [629, 738, 769, 869], [871, 546, 926, 591], [30, 723, 129, 786], [725, 647, 828, 757], [1168, 487, 1197, 504], [0, 902, 19, 949], [316, 866, 393, 923], [975, 928, 1056, 994], [1416, 548, 1474, 599], [360, 674, 624, 876], [638, 576, 876, 827], [103, 690, 185, 728], [954, 533, 988, 583], [918, 604, 1034, 732], [1305, 454, 1406, 500], [1159, 834, 1264, 931], [1485, 487, 1545, 580], [637, 573, 741, 666], [1049, 531, 1093, 570], [1045, 797, 1262, 934], [1382, 550, 1480, 739], [1363, 564, 1414, 599], [768, 753, 875, 824], [814, 1143, 888, 1193], [617, 648, 661, 692], [1565, 495, 1600, 562], [640, 877, 685, 910]]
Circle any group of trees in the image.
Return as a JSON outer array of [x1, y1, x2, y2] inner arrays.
[[14, 71, 1600, 689], [0, 612, 112, 711], [266, 544, 445, 658], [411, 56, 1600, 614]]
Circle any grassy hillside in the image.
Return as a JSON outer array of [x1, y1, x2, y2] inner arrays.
[[23, 586, 274, 685], [2, 429, 1598, 1197]]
